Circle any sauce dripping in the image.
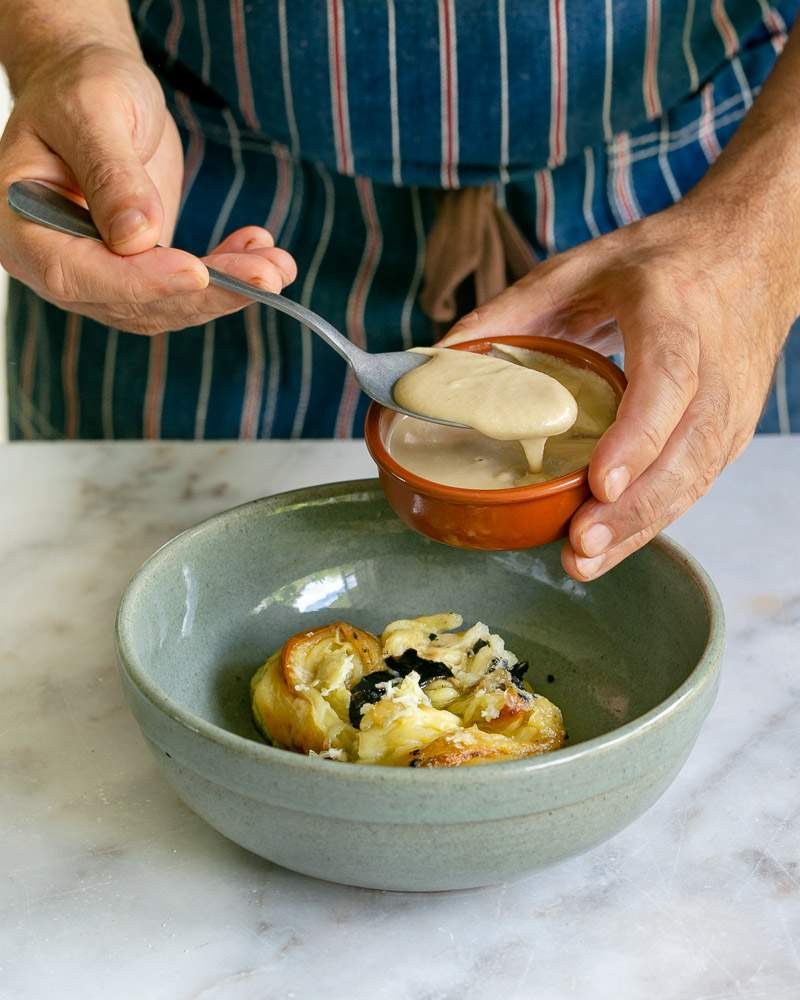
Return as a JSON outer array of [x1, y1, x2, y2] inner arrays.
[[393, 348, 578, 473], [389, 347, 618, 490]]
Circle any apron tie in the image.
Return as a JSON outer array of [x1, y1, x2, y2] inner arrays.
[[419, 185, 537, 326]]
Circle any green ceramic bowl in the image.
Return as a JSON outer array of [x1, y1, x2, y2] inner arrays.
[[116, 480, 724, 891]]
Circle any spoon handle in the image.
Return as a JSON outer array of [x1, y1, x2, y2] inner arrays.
[[7, 180, 363, 367]]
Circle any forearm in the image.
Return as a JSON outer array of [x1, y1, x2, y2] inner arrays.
[[0, 0, 140, 92], [685, 24, 800, 320]]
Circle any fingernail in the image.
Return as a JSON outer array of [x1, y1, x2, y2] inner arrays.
[[249, 275, 273, 290], [244, 236, 273, 250], [109, 208, 150, 246], [574, 553, 606, 579], [581, 523, 613, 557], [168, 269, 207, 292], [605, 466, 631, 503]]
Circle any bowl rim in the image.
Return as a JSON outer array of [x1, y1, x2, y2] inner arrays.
[[364, 335, 628, 504], [115, 479, 725, 784]]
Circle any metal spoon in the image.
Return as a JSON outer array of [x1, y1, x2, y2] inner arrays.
[[7, 179, 463, 427]]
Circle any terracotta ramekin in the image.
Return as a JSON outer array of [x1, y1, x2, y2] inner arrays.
[[364, 335, 627, 551]]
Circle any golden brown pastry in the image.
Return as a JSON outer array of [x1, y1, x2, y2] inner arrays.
[[250, 614, 566, 767], [250, 622, 383, 758]]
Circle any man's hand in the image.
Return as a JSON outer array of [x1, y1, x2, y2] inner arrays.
[[0, 43, 296, 333], [440, 194, 795, 580], [441, 21, 800, 582]]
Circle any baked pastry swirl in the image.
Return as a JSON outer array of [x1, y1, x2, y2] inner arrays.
[[250, 614, 565, 767]]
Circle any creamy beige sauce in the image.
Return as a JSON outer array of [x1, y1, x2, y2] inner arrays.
[[393, 348, 578, 473], [389, 346, 618, 490]]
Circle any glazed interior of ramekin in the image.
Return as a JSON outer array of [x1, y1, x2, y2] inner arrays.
[[367, 336, 627, 502]]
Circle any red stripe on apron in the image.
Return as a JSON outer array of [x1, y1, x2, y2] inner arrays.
[[335, 177, 382, 438], [143, 334, 168, 439], [230, 0, 260, 130], [62, 313, 81, 439]]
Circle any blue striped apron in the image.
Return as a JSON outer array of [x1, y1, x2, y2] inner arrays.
[[6, 0, 799, 439]]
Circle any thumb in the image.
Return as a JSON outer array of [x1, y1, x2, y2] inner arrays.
[[46, 109, 165, 255], [587, 307, 700, 503], [438, 284, 535, 346], [438, 255, 596, 346]]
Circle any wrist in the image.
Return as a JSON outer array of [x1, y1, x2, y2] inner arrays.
[[676, 178, 800, 333], [1, 16, 140, 95]]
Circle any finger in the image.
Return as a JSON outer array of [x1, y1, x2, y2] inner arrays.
[[3, 218, 208, 303], [588, 310, 700, 504], [112, 249, 296, 332], [562, 482, 701, 581], [41, 97, 165, 254], [437, 255, 594, 346], [204, 231, 297, 287], [200, 246, 296, 293], [570, 387, 729, 559], [561, 522, 665, 582], [212, 226, 276, 253]]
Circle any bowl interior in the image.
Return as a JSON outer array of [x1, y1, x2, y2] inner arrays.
[[118, 482, 715, 751]]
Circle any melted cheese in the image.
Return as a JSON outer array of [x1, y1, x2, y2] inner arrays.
[[250, 615, 566, 767]]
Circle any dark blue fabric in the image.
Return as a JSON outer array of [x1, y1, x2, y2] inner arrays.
[[5, 1, 800, 439]]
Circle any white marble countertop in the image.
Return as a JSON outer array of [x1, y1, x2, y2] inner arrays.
[[1, 438, 798, 1000]]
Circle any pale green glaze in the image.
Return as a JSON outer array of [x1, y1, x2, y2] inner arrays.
[[116, 480, 724, 891]]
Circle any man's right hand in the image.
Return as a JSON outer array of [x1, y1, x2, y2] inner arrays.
[[0, 44, 296, 334]]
